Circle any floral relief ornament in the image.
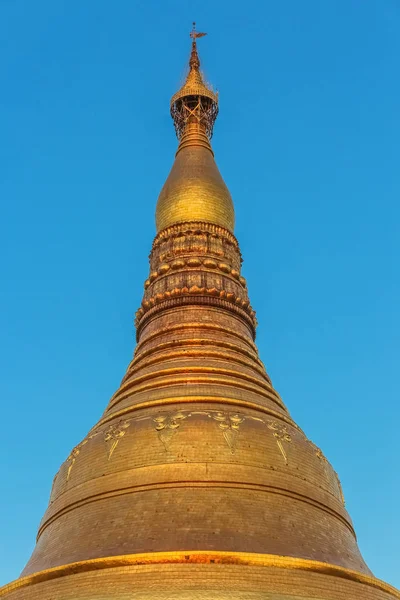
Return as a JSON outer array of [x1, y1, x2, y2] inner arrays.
[[65, 429, 103, 481], [66, 444, 85, 481], [308, 439, 329, 476], [104, 420, 131, 460], [153, 411, 187, 450], [212, 412, 244, 454], [267, 420, 292, 465]]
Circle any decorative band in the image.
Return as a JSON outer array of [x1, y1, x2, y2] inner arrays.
[[136, 294, 257, 340], [37, 479, 354, 542], [123, 348, 270, 384], [152, 220, 240, 250], [133, 321, 258, 355], [109, 367, 280, 412], [2, 552, 399, 597], [96, 395, 292, 432]]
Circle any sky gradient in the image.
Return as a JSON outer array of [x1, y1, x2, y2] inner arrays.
[[1, 0, 399, 589]]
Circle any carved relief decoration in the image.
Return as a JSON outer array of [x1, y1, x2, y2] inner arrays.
[[153, 411, 187, 450], [308, 440, 329, 478], [64, 429, 102, 481], [61, 411, 340, 505], [143, 257, 247, 291], [138, 221, 254, 336], [66, 443, 86, 481], [267, 420, 292, 465], [212, 412, 244, 454], [135, 286, 255, 331], [104, 420, 131, 460]]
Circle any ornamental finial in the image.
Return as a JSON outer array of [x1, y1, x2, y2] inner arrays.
[[170, 24, 218, 139], [189, 22, 207, 70]]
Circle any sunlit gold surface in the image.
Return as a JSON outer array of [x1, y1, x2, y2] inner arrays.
[[1, 30, 398, 600], [170, 35, 218, 106], [2, 552, 400, 599], [170, 55, 218, 106], [156, 123, 235, 232]]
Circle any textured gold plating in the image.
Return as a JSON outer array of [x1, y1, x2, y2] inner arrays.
[[104, 421, 131, 460], [2, 552, 400, 598], [153, 411, 188, 451], [52, 408, 345, 521], [155, 123, 235, 232], [137, 220, 253, 336]]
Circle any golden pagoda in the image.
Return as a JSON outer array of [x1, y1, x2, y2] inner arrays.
[[1, 26, 398, 600]]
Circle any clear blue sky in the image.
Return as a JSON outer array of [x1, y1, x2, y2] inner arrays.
[[1, 0, 399, 589]]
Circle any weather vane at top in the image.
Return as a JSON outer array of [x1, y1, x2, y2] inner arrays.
[[190, 22, 207, 40]]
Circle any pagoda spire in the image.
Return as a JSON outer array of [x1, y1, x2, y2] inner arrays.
[[156, 26, 234, 233], [189, 22, 205, 70], [170, 23, 218, 140]]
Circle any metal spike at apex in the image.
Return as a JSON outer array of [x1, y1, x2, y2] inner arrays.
[[190, 22, 207, 39]]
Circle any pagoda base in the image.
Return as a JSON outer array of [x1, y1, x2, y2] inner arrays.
[[1, 551, 398, 599]]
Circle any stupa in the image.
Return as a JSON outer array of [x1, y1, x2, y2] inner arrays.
[[1, 25, 398, 600]]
